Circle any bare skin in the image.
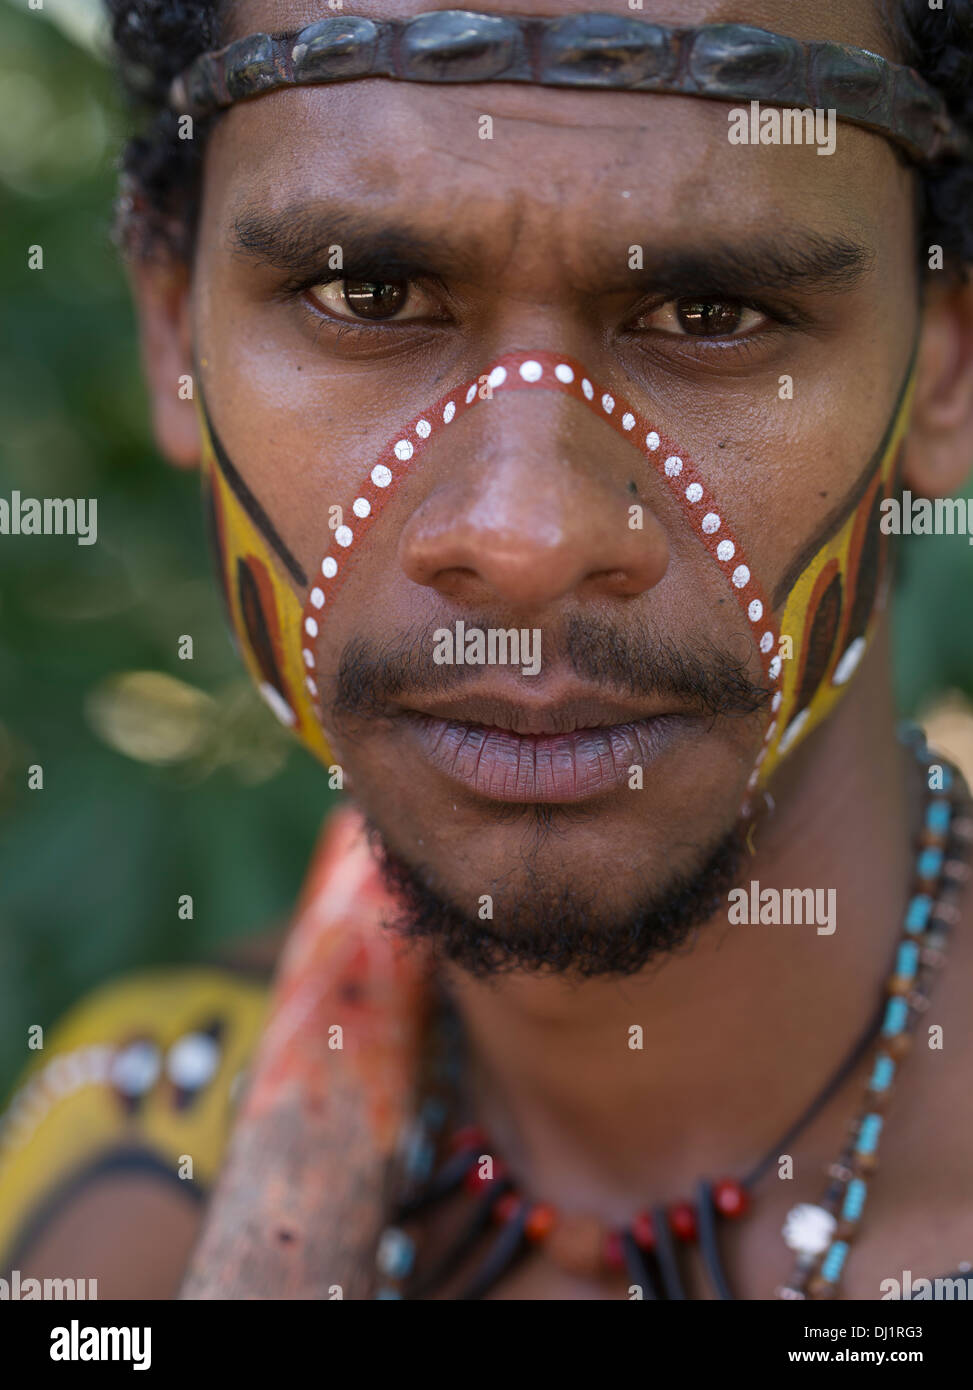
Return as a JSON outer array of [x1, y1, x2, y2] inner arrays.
[[23, 0, 973, 1297]]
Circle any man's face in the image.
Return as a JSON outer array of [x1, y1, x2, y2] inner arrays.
[[183, 0, 919, 965]]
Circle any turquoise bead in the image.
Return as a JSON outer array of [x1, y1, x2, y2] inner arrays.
[[405, 1134, 435, 1182], [882, 996, 909, 1036], [376, 1227, 415, 1279], [869, 1055, 895, 1092], [917, 847, 943, 880], [895, 941, 919, 980], [856, 1113, 883, 1155], [926, 801, 951, 834], [821, 1240, 849, 1283], [375, 1288, 403, 1300], [841, 1179, 867, 1223], [905, 894, 932, 933]]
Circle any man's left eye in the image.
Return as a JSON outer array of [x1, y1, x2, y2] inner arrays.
[[307, 278, 430, 322], [637, 298, 768, 338]]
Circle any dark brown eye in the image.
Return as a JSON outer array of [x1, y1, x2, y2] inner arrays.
[[341, 280, 408, 319], [675, 300, 744, 336]]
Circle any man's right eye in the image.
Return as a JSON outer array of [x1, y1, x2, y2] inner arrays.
[[307, 278, 423, 322]]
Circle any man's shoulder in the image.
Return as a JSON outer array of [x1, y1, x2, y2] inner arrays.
[[0, 964, 269, 1279]]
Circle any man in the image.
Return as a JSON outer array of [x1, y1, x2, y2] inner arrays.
[[1, 0, 972, 1301]]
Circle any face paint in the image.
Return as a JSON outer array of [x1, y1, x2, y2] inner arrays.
[[754, 359, 916, 787], [296, 349, 781, 806], [198, 347, 914, 812], [199, 393, 332, 763]]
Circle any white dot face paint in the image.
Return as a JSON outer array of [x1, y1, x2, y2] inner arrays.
[[296, 348, 781, 818]]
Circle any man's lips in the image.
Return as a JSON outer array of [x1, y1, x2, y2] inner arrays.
[[397, 690, 693, 803]]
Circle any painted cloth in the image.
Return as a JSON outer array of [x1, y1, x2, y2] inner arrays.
[[0, 803, 419, 1282]]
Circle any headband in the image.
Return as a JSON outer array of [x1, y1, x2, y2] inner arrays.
[[168, 11, 970, 167]]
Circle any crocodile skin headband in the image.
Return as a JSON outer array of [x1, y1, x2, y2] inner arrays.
[[169, 11, 970, 167]]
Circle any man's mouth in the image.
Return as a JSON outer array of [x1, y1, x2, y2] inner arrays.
[[398, 689, 694, 803]]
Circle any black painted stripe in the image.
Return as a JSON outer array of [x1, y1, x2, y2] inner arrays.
[[771, 347, 918, 612], [200, 393, 307, 589]]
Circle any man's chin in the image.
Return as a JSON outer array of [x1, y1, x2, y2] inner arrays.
[[364, 817, 748, 980]]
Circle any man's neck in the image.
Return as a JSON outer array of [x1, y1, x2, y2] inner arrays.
[[443, 623, 918, 1219]]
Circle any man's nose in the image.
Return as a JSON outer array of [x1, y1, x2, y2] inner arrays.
[[397, 389, 670, 612]]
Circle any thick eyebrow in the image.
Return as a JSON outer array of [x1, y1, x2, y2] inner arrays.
[[628, 233, 875, 299], [230, 203, 874, 297], [230, 205, 483, 284]]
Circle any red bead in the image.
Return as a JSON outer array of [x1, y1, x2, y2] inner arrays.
[[712, 1178, 749, 1219], [631, 1210, 655, 1251], [668, 1202, 698, 1242], [492, 1193, 521, 1225], [525, 1203, 558, 1243], [602, 1230, 625, 1272], [448, 1124, 488, 1155]]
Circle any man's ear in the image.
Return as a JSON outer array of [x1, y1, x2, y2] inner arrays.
[[128, 254, 200, 469], [902, 272, 973, 498]]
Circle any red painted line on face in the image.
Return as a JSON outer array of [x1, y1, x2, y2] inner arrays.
[[297, 349, 783, 800]]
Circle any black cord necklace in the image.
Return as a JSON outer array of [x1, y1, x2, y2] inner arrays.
[[373, 727, 972, 1301]]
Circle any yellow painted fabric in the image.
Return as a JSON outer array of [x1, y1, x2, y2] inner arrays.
[[0, 967, 268, 1266]]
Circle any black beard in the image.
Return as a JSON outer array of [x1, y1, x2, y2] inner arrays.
[[366, 814, 748, 980]]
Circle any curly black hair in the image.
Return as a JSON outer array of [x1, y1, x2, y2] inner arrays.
[[107, 0, 973, 273]]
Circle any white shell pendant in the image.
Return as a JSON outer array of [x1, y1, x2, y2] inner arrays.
[[782, 1203, 837, 1255]]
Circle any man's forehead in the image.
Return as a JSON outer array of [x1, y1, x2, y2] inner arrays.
[[203, 0, 907, 270], [224, 0, 896, 61], [207, 65, 892, 272]]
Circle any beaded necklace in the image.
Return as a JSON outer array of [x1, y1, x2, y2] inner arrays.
[[374, 725, 972, 1300]]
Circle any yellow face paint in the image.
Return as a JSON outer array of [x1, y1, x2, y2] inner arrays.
[[198, 398, 333, 767], [756, 364, 916, 787]]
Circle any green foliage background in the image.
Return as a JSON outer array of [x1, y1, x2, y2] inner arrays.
[[0, 4, 337, 1101], [1, 4, 972, 1099]]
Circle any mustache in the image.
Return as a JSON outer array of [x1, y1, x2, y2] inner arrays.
[[331, 612, 773, 721]]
